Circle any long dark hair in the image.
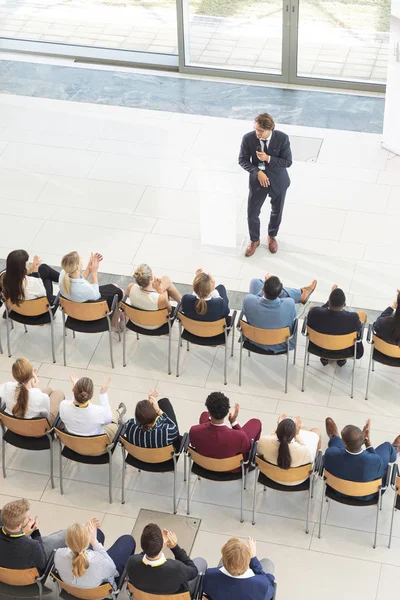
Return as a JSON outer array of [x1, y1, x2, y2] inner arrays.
[[3, 250, 29, 306], [276, 418, 296, 470], [391, 293, 400, 345]]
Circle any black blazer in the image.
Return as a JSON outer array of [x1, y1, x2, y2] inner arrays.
[[307, 305, 364, 359], [238, 130, 292, 196], [374, 307, 398, 344]]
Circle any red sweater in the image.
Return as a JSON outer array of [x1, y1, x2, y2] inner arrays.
[[189, 422, 251, 458]]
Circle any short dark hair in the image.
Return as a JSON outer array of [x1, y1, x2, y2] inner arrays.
[[205, 392, 230, 420], [141, 523, 163, 558], [341, 425, 364, 452], [263, 276, 283, 300], [255, 113, 275, 131], [135, 400, 157, 430], [329, 288, 346, 308]]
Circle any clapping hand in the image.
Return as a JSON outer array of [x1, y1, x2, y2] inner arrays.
[[163, 529, 178, 549], [295, 416, 302, 435], [86, 518, 99, 547], [247, 536, 257, 558], [362, 418, 371, 446], [228, 403, 240, 425], [100, 377, 112, 394], [31, 255, 41, 272], [70, 373, 79, 388]]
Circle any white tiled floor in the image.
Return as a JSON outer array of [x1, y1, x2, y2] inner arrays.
[[0, 87, 399, 600]]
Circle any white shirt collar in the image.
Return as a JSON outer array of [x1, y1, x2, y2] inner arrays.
[[220, 567, 254, 579], [142, 553, 167, 566], [345, 448, 364, 455]]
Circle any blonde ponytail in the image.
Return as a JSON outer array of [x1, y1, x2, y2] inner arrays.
[[66, 523, 91, 578], [11, 358, 33, 418], [193, 272, 213, 316], [61, 251, 81, 297]]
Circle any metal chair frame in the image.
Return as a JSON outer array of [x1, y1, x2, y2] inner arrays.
[[365, 324, 400, 400]]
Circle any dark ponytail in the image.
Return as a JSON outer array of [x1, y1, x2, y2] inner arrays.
[[276, 418, 296, 470]]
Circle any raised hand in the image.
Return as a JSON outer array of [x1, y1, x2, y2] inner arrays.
[[228, 403, 240, 425], [100, 377, 112, 394]]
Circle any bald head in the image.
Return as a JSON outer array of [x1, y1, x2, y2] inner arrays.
[[341, 424, 364, 453]]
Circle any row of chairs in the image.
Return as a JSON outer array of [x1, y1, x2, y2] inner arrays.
[[2, 404, 400, 549], [2, 294, 400, 396]]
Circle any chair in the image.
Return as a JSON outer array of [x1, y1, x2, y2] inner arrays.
[[0, 551, 54, 600], [127, 582, 193, 600], [302, 310, 367, 398], [237, 317, 298, 393], [119, 300, 179, 374], [51, 569, 122, 600], [2, 295, 58, 363], [120, 433, 187, 514], [251, 446, 322, 533], [318, 468, 390, 548], [59, 295, 119, 368], [176, 311, 237, 385], [54, 403, 126, 504], [365, 324, 400, 400], [201, 578, 277, 599], [388, 463, 400, 548], [0, 406, 55, 488], [185, 443, 251, 523]]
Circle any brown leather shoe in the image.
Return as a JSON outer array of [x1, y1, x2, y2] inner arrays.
[[245, 240, 260, 257], [300, 279, 317, 304], [267, 236, 278, 254], [325, 417, 339, 439]]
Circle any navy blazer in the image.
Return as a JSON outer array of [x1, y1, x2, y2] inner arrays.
[[180, 284, 230, 323], [324, 436, 396, 500], [238, 130, 292, 196], [374, 307, 397, 344]]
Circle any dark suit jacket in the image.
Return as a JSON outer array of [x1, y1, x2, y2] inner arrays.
[[189, 422, 251, 459], [180, 284, 230, 324], [373, 307, 400, 366], [238, 130, 292, 196], [324, 436, 396, 500], [306, 304, 364, 359]]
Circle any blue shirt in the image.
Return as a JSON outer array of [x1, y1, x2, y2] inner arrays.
[[242, 294, 296, 352], [59, 269, 100, 303], [203, 557, 275, 600]]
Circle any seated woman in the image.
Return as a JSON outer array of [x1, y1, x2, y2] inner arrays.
[[126, 264, 181, 329], [257, 414, 321, 485], [54, 519, 135, 590], [124, 390, 180, 450], [2, 249, 59, 305], [59, 375, 117, 442], [203, 536, 275, 600], [375, 291, 400, 345], [0, 358, 64, 425], [59, 251, 123, 310], [180, 269, 230, 324]]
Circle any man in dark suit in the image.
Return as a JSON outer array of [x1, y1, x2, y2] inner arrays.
[[324, 417, 399, 501], [306, 284, 364, 367], [189, 392, 261, 462], [238, 113, 292, 257]]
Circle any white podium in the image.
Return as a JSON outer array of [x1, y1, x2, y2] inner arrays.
[[382, 0, 400, 156]]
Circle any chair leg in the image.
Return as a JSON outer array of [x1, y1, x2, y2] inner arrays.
[[47, 434, 54, 489], [351, 357, 356, 399], [224, 342, 228, 385], [285, 343, 289, 393], [374, 494, 380, 548], [239, 341, 243, 386], [372, 360, 375, 372], [318, 479, 326, 538], [108, 323, 115, 369], [168, 328, 172, 375], [72, 330, 75, 339], [389, 497, 397, 548], [62, 312, 67, 367], [293, 330, 297, 365], [365, 345, 374, 400], [108, 451, 113, 504], [187, 340, 190, 352], [173, 457, 177, 514], [2, 437, 6, 478], [252, 467, 258, 525], [301, 340, 309, 392], [37, 578, 43, 600], [306, 482, 312, 534], [122, 320, 127, 368], [23, 324, 28, 333], [58, 440, 64, 495], [186, 457, 192, 515], [240, 465, 244, 523], [121, 445, 126, 504], [183, 452, 187, 482], [176, 325, 182, 378], [230, 327, 235, 357], [50, 316, 56, 364]]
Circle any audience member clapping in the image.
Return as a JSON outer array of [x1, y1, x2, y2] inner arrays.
[[181, 268, 230, 324], [2, 249, 59, 305]]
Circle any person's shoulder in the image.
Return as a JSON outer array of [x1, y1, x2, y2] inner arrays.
[[273, 129, 289, 141], [190, 422, 207, 434], [204, 567, 221, 578], [242, 131, 254, 141], [181, 294, 195, 305], [127, 553, 142, 568], [243, 293, 259, 307]]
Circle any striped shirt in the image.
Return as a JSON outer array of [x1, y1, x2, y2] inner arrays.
[[124, 413, 178, 448]]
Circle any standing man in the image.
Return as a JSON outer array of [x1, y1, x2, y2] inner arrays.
[[239, 113, 292, 257]]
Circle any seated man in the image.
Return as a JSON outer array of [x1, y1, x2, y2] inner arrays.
[[189, 392, 261, 461], [203, 536, 275, 600], [0, 499, 66, 571], [324, 417, 399, 501], [242, 273, 317, 353], [127, 523, 206, 596], [123, 389, 180, 450], [306, 284, 364, 367]]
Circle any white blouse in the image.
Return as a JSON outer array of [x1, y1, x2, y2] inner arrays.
[[24, 276, 46, 300], [0, 382, 50, 419]]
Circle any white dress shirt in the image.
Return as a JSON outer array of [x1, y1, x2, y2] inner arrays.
[[0, 382, 50, 419], [59, 393, 113, 436], [24, 276, 47, 300]]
